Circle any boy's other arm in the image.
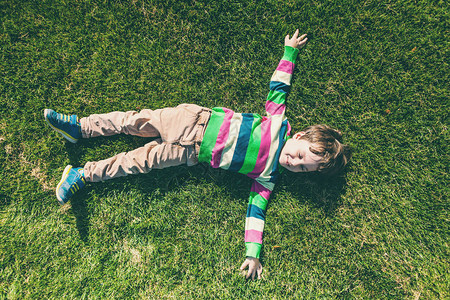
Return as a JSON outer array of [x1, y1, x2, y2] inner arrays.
[[240, 180, 271, 280]]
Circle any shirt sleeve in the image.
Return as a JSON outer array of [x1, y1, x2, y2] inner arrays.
[[244, 180, 273, 258], [265, 46, 299, 116]]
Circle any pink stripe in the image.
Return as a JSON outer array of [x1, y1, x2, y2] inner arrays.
[[245, 229, 263, 244], [211, 108, 234, 168], [265, 101, 286, 115], [287, 122, 292, 137], [248, 118, 272, 178], [276, 60, 295, 74], [250, 181, 271, 200]]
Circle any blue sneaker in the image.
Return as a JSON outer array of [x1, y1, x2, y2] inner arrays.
[[56, 165, 86, 205], [44, 109, 81, 143]]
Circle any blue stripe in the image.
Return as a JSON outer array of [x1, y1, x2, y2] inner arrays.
[[270, 81, 290, 93], [246, 204, 266, 220], [270, 119, 289, 183], [228, 113, 254, 172]]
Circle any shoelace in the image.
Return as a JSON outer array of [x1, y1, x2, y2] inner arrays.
[[56, 113, 79, 125], [58, 113, 70, 122], [70, 176, 86, 194]]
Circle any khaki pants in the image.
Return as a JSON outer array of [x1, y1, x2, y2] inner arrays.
[[80, 104, 211, 182]]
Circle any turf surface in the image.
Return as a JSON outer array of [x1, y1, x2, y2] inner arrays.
[[0, 0, 448, 298]]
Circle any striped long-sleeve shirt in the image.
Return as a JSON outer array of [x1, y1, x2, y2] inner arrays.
[[198, 46, 299, 258]]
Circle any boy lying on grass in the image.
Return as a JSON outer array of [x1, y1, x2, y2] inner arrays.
[[44, 30, 351, 280]]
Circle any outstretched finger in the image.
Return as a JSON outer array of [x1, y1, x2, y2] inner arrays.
[[297, 33, 307, 41], [257, 265, 263, 279], [299, 37, 308, 44], [298, 37, 308, 48], [292, 29, 299, 39], [246, 268, 253, 279], [240, 260, 249, 271], [285, 34, 290, 43]]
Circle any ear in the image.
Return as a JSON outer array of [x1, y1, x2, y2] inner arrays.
[[293, 132, 305, 140]]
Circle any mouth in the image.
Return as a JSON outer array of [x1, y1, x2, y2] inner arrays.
[[284, 155, 291, 167]]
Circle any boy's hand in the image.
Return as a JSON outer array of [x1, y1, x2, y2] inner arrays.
[[240, 257, 263, 280], [285, 29, 307, 49]]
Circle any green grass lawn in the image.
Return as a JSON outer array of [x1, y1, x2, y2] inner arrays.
[[1, 0, 448, 298]]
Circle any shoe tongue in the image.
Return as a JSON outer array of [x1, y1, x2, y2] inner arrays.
[[77, 168, 84, 177]]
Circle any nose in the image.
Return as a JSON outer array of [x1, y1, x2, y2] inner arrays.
[[290, 157, 302, 167]]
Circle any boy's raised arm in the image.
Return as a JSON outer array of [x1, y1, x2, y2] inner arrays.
[[265, 30, 307, 116]]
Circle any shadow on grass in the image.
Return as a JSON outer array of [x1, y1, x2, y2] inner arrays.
[[0, 192, 12, 208], [63, 135, 159, 242], [198, 163, 350, 217], [281, 170, 349, 216], [70, 189, 90, 242]]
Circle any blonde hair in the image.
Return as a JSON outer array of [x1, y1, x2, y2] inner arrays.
[[299, 125, 352, 175]]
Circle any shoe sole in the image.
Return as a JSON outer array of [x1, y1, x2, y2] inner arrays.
[[44, 109, 79, 143], [56, 165, 72, 205]]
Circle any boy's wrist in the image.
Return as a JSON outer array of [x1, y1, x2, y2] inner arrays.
[[282, 46, 300, 63], [245, 242, 261, 258]]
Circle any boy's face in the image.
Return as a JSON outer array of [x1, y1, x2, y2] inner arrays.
[[279, 132, 322, 172]]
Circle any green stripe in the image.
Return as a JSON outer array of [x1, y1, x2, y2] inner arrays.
[[198, 108, 225, 163], [267, 90, 286, 105], [282, 46, 299, 63], [238, 116, 261, 174], [249, 192, 268, 210], [245, 242, 262, 259], [284, 129, 291, 143], [278, 133, 291, 174]]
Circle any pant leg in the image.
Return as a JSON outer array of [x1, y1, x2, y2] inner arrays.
[[80, 110, 162, 138], [80, 104, 209, 139], [83, 104, 211, 182], [84, 139, 195, 182]]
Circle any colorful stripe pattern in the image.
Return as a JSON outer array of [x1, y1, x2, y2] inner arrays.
[[198, 46, 299, 258]]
